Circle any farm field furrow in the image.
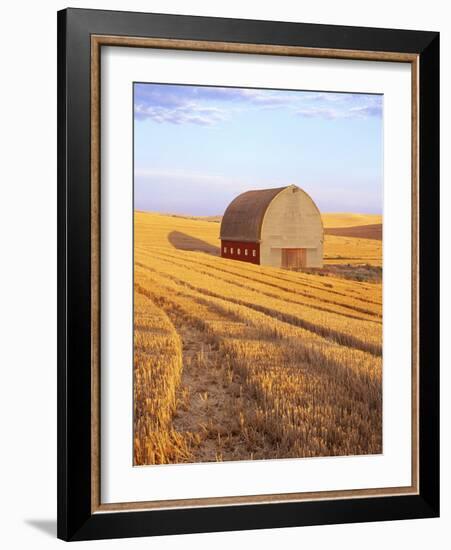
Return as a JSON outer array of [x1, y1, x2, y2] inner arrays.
[[169, 246, 382, 307], [136, 273, 382, 458], [133, 249, 382, 312], [135, 266, 382, 385], [135, 252, 382, 355], [146, 288, 273, 463], [134, 291, 193, 465], [146, 247, 382, 321]]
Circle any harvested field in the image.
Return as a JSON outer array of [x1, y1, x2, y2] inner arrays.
[[134, 211, 383, 465]]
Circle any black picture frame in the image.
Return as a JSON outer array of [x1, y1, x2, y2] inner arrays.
[[57, 7, 439, 542]]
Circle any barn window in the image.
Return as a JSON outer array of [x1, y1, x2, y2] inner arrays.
[[223, 246, 227, 254], [244, 249, 248, 256], [230, 247, 234, 255], [237, 248, 241, 255], [252, 250, 256, 257]]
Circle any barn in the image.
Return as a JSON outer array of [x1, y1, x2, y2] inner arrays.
[[220, 185, 323, 269]]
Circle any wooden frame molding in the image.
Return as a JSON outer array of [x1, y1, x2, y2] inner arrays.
[[90, 34, 420, 514]]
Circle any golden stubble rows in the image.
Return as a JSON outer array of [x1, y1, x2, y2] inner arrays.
[[133, 212, 383, 465]]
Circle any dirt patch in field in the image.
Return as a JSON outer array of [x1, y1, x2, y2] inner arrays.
[[302, 264, 382, 283], [167, 315, 264, 463]]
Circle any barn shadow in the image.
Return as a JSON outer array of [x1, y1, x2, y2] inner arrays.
[[168, 231, 220, 256]]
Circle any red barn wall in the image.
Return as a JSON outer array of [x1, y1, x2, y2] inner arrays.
[[220, 240, 260, 264]]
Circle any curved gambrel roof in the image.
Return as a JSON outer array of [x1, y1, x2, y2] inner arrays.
[[220, 186, 288, 242], [220, 187, 286, 242]]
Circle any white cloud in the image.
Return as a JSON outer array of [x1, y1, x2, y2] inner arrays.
[[135, 103, 227, 126], [134, 83, 382, 125], [295, 102, 382, 120]]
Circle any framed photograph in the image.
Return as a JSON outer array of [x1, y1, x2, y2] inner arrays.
[[57, 8, 439, 541]]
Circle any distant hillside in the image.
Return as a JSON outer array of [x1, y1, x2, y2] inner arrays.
[[199, 215, 222, 223], [321, 213, 382, 228], [156, 213, 222, 223], [325, 224, 382, 241], [156, 212, 382, 228], [321, 214, 382, 241]]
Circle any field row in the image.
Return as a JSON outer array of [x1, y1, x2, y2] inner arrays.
[[135, 249, 382, 355], [135, 266, 382, 460], [143, 246, 382, 319], [134, 291, 197, 465]]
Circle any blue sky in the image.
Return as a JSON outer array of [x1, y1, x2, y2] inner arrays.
[[134, 83, 383, 215]]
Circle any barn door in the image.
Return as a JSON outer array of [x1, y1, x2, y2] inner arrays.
[[281, 248, 306, 269]]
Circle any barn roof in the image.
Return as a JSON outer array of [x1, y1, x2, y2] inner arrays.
[[220, 186, 289, 242]]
